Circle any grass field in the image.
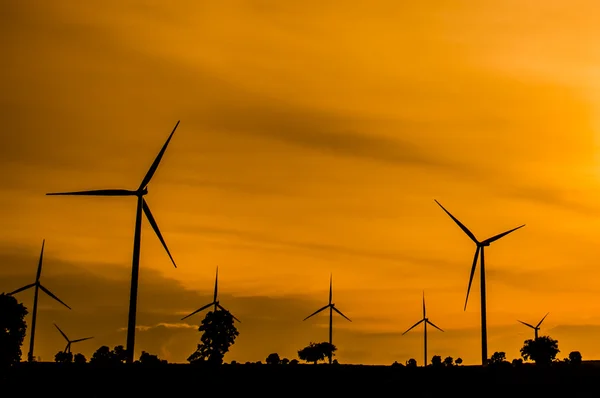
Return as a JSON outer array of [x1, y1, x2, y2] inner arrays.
[[2, 361, 598, 397]]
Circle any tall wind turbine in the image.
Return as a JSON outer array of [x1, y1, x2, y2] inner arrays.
[[181, 267, 240, 322], [54, 323, 94, 354], [303, 274, 351, 364], [434, 199, 524, 365], [8, 240, 71, 362], [518, 312, 549, 340], [402, 291, 444, 367], [46, 121, 181, 363]]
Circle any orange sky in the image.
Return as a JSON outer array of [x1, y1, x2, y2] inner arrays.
[[2, 1, 600, 365]]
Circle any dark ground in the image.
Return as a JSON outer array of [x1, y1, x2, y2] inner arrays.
[[1, 362, 598, 397]]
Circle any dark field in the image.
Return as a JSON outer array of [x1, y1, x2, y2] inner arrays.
[[2, 362, 599, 397]]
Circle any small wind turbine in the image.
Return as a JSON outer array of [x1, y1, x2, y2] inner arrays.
[[46, 121, 180, 363], [8, 240, 71, 362], [54, 323, 94, 354], [402, 291, 444, 367], [434, 200, 524, 365], [303, 274, 351, 364], [518, 312, 549, 340], [181, 267, 240, 322]]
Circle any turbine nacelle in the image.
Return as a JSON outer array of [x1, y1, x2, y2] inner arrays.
[[138, 188, 149, 196]]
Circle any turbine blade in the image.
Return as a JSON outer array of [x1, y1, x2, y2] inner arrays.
[[427, 320, 444, 332], [46, 189, 137, 196], [434, 200, 479, 244], [303, 304, 329, 321], [39, 284, 71, 310], [53, 323, 69, 341], [71, 337, 94, 343], [332, 306, 351, 322], [138, 120, 180, 190], [422, 291, 426, 319], [536, 312, 550, 328], [180, 302, 213, 320], [518, 320, 536, 329], [8, 283, 36, 295], [329, 273, 332, 305], [214, 267, 219, 303], [217, 304, 241, 322], [142, 199, 176, 268], [402, 319, 424, 335], [482, 224, 525, 245], [36, 240, 45, 281], [464, 246, 480, 311]]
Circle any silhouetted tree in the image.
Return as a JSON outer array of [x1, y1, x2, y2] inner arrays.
[[568, 351, 582, 366], [297, 342, 336, 365], [490, 351, 506, 364], [520, 336, 560, 366], [266, 353, 280, 365], [512, 358, 523, 367], [406, 358, 417, 367], [289, 359, 299, 365], [54, 351, 73, 363], [455, 358, 463, 366], [430, 355, 442, 367], [443, 356, 454, 367], [188, 310, 239, 365], [73, 353, 87, 364], [391, 360, 404, 368], [0, 293, 28, 367], [90, 345, 127, 365], [281, 358, 289, 365], [138, 351, 167, 365], [332, 359, 339, 365]]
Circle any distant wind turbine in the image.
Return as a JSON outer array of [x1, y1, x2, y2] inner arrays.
[[46, 121, 181, 363], [434, 199, 524, 365], [181, 267, 240, 322], [303, 274, 351, 364], [518, 312, 549, 340], [8, 240, 71, 362], [402, 291, 444, 367], [53, 323, 93, 354]]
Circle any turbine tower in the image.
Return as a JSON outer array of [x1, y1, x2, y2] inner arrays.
[[434, 199, 524, 365], [303, 274, 351, 364], [54, 323, 94, 354], [402, 291, 444, 367], [8, 240, 71, 362], [46, 121, 181, 363], [181, 267, 240, 322], [518, 312, 549, 340]]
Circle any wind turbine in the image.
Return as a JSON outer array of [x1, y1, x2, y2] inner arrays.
[[518, 312, 549, 340], [181, 267, 240, 322], [303, 274, 351, 364], [434, 199, 524, 365], [46, 121, 181, 363], [53, 323, 93, 354], [402, 291, 444, 367], [8, 240, 71, 362]]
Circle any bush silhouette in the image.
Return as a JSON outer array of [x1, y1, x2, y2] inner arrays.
[[568, 351, 582, 366], [430, 355, 442, 367], [520, 336, 560, 366], [490, 351, 507, 364], [455, 358, 463, 366], [298, 342, 336, 365], [443, 356, 454, 367], [138, 351, 167, 365], [406, 358, 417, 367], [90, 345, 127, 365], [188, 310, 239, 365], [73, 353, 86, 364], [0, 293, 28, 367], [54, 351, 73, 363], [266, 353, 280, 365]]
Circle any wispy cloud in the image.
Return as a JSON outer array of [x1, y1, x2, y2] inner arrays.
[[119, 323, 197, 332]]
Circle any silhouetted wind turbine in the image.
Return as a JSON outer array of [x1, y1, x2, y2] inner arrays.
[[46, 121, 180, 363], [402, 291, 444, 367], [434, 199, 524, 365], [54, 323, 93, 354], [8, 240, 71, 362], [181, 267, 241, 322], [303, 274, 351, 364], [518, 312, 549, 340]]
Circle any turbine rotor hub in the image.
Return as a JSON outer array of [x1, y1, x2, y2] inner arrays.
[[137, 188, 149, 196]]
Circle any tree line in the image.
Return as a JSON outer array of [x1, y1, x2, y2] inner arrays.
[[0, 293, 584, 368]]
